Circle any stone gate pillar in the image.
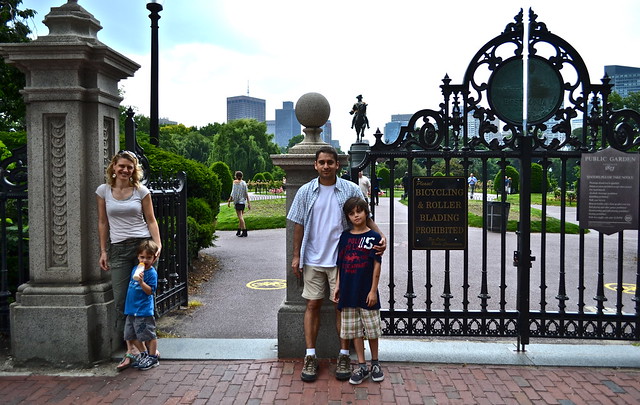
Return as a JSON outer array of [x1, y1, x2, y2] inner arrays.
[[271, 93, 349, 358], [0, 0, 140, 365]]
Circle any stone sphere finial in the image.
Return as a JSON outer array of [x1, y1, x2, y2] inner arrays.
[[295, 92, 330, 128]]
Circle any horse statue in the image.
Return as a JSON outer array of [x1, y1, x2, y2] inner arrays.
[[350, 95, 370, 143]]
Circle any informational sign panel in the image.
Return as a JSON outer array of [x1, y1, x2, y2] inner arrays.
[[412, 177, 467, 250], [579, 148, 639, 235]]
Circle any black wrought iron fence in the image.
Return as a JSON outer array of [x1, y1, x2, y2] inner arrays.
[[0, 145, 28, 334]]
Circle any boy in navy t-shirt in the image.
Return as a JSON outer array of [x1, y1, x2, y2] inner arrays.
[[123, 240, 159, 371], [333, 197, 384, 385]]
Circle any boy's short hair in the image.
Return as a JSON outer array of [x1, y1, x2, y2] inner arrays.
[[343, 196, 369, 219], [137, 239, 160, 256]]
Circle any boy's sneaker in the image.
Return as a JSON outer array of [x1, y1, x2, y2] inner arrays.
[[348, 366, 370, 385], [371, 363, 384, 382], [138, 354, 159, 370], [131, 352, 146, 368], [335, 354, 351, 381], [301, 355, 318, 382]]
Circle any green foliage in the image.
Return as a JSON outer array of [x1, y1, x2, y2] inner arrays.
[[185, 198, 215, 259], [187, 197, 214, 224], [609, 91, 640, 111], [0, 130, 26, 150], [262, 171, 274, 182], [377, 166, 390, 188], [433, 171, 445, 176], [0, 1, 35, 131], [208, 119, 281, 180], [210, 161, 233, 200], [271, 165, 285, 180], [286, 134, 304, 151], [530, 163, 552, 193], [431, 159, 464, 176], [253, 172, 266, 182], [141, 142, 221, 219], [0, 139, 10, 160], [493, 165, 520, 193]]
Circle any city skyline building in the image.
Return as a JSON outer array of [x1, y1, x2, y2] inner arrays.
[[383, 113, 412, 143], [226, 95, 266, 122], [604, 65, 640, 98], [274, 101, 301, 147]]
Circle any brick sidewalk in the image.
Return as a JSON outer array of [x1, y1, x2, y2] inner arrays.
[[2, 359, 639, 404]]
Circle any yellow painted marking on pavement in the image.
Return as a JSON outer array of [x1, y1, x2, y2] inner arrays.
[[246, 279, 287, 290], [604, 283, 636, 294]]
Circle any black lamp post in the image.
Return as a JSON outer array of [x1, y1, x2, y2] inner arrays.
[[147, 0, 163, 147]]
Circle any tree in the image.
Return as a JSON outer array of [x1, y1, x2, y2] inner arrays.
[[210, 161, 233, 200], [208, 119, 280, 179], [0, 1, 35, 131], [609, 91, 640, 112], [285, 134, 304, 152]]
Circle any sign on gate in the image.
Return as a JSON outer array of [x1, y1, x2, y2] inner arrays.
[[579, 148, 639, 234], [411, 177, 467, 250]]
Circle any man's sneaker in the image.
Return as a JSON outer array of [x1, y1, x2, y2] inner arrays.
[[301, 355, 318, 382], [335, 354, 351, 381], [138, 354, 159, 370], [348, 366, 370, 385], [371, 363, 384, 382]]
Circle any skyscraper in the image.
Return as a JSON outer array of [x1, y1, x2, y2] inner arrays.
[[227, 95, 266, 122], [383, 114, 412, 143], [274, 101, 301, 147], [604, 65, 640, 98]]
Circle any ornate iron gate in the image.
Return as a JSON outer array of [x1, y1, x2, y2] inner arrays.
[[359, 10, 640, 349]]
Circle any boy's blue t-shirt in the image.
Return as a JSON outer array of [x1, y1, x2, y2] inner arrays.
[[124, 265, 157, 317], [336, 229, 382, 310]]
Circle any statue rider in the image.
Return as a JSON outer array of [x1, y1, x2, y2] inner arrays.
[[349, 94, 369, 142]]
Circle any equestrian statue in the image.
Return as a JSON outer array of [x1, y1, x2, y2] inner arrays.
[[349, 94, 369, 143]]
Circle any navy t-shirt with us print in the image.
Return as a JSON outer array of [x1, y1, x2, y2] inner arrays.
[[336, 229, 382, 310]]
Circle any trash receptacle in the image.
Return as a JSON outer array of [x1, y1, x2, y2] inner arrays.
[[486, 201, 510, 232]]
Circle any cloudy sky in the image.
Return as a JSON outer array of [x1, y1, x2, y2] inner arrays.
[[28, 0, 639, 148]]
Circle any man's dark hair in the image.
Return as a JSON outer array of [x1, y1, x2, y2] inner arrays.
[[343, 196, 369, 219], [315, 146, 338, 162]]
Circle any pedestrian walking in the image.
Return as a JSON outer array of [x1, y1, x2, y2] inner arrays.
[[228, 171, 250, 237]]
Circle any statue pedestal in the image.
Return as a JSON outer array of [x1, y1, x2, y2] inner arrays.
[[349, 140, 371, 177]]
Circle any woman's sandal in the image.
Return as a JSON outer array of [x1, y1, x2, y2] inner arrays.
[[116, 353, 138, 372]]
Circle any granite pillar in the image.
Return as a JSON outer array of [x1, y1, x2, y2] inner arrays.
[[271, 93, 349, 359], [0, 0, 139, 365]]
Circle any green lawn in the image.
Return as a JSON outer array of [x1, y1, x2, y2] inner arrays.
[[216, 198, 287, 230]]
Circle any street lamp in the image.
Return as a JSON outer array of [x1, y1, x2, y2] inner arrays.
[[147, 0, 164, 146]]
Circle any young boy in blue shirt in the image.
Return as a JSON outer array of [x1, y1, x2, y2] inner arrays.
[[123, 240, 160, 371], [333, 197, 384, 384]]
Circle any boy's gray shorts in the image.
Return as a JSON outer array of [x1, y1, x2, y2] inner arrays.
[[124, 315, 157, 342]]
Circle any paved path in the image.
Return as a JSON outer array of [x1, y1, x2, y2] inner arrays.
[[2, 359, 639, 404]]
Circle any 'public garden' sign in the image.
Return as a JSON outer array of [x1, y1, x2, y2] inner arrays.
[[579, 148, 639, 235], [412, 177, 467, 250]]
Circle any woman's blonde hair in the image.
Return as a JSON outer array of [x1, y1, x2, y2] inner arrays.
[[105, 151, 144, 188]]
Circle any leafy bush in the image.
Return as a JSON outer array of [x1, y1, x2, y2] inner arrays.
[[142, 142, 221, 219], [493, 165, 520, 193], [0, 130, 26, 151], [530, 163, 552, 193], [210, 161, 233, 200], [261, 171, 274, 182], [185, 198, 215, 260], [377, 166, 390, 188], [253, 173, 266, 182]]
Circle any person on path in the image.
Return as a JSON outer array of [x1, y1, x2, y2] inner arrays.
[[228, 171, 251, 237], [333, 197, 384, 385], [96, 150, 162, 369], [467, 173, 478, 199], [358, 171, 371, 204], [287, 146, 386, 383]]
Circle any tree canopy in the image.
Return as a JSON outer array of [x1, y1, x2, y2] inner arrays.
[[0, 0, 35, 131], [208, 119, 280, 180]]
